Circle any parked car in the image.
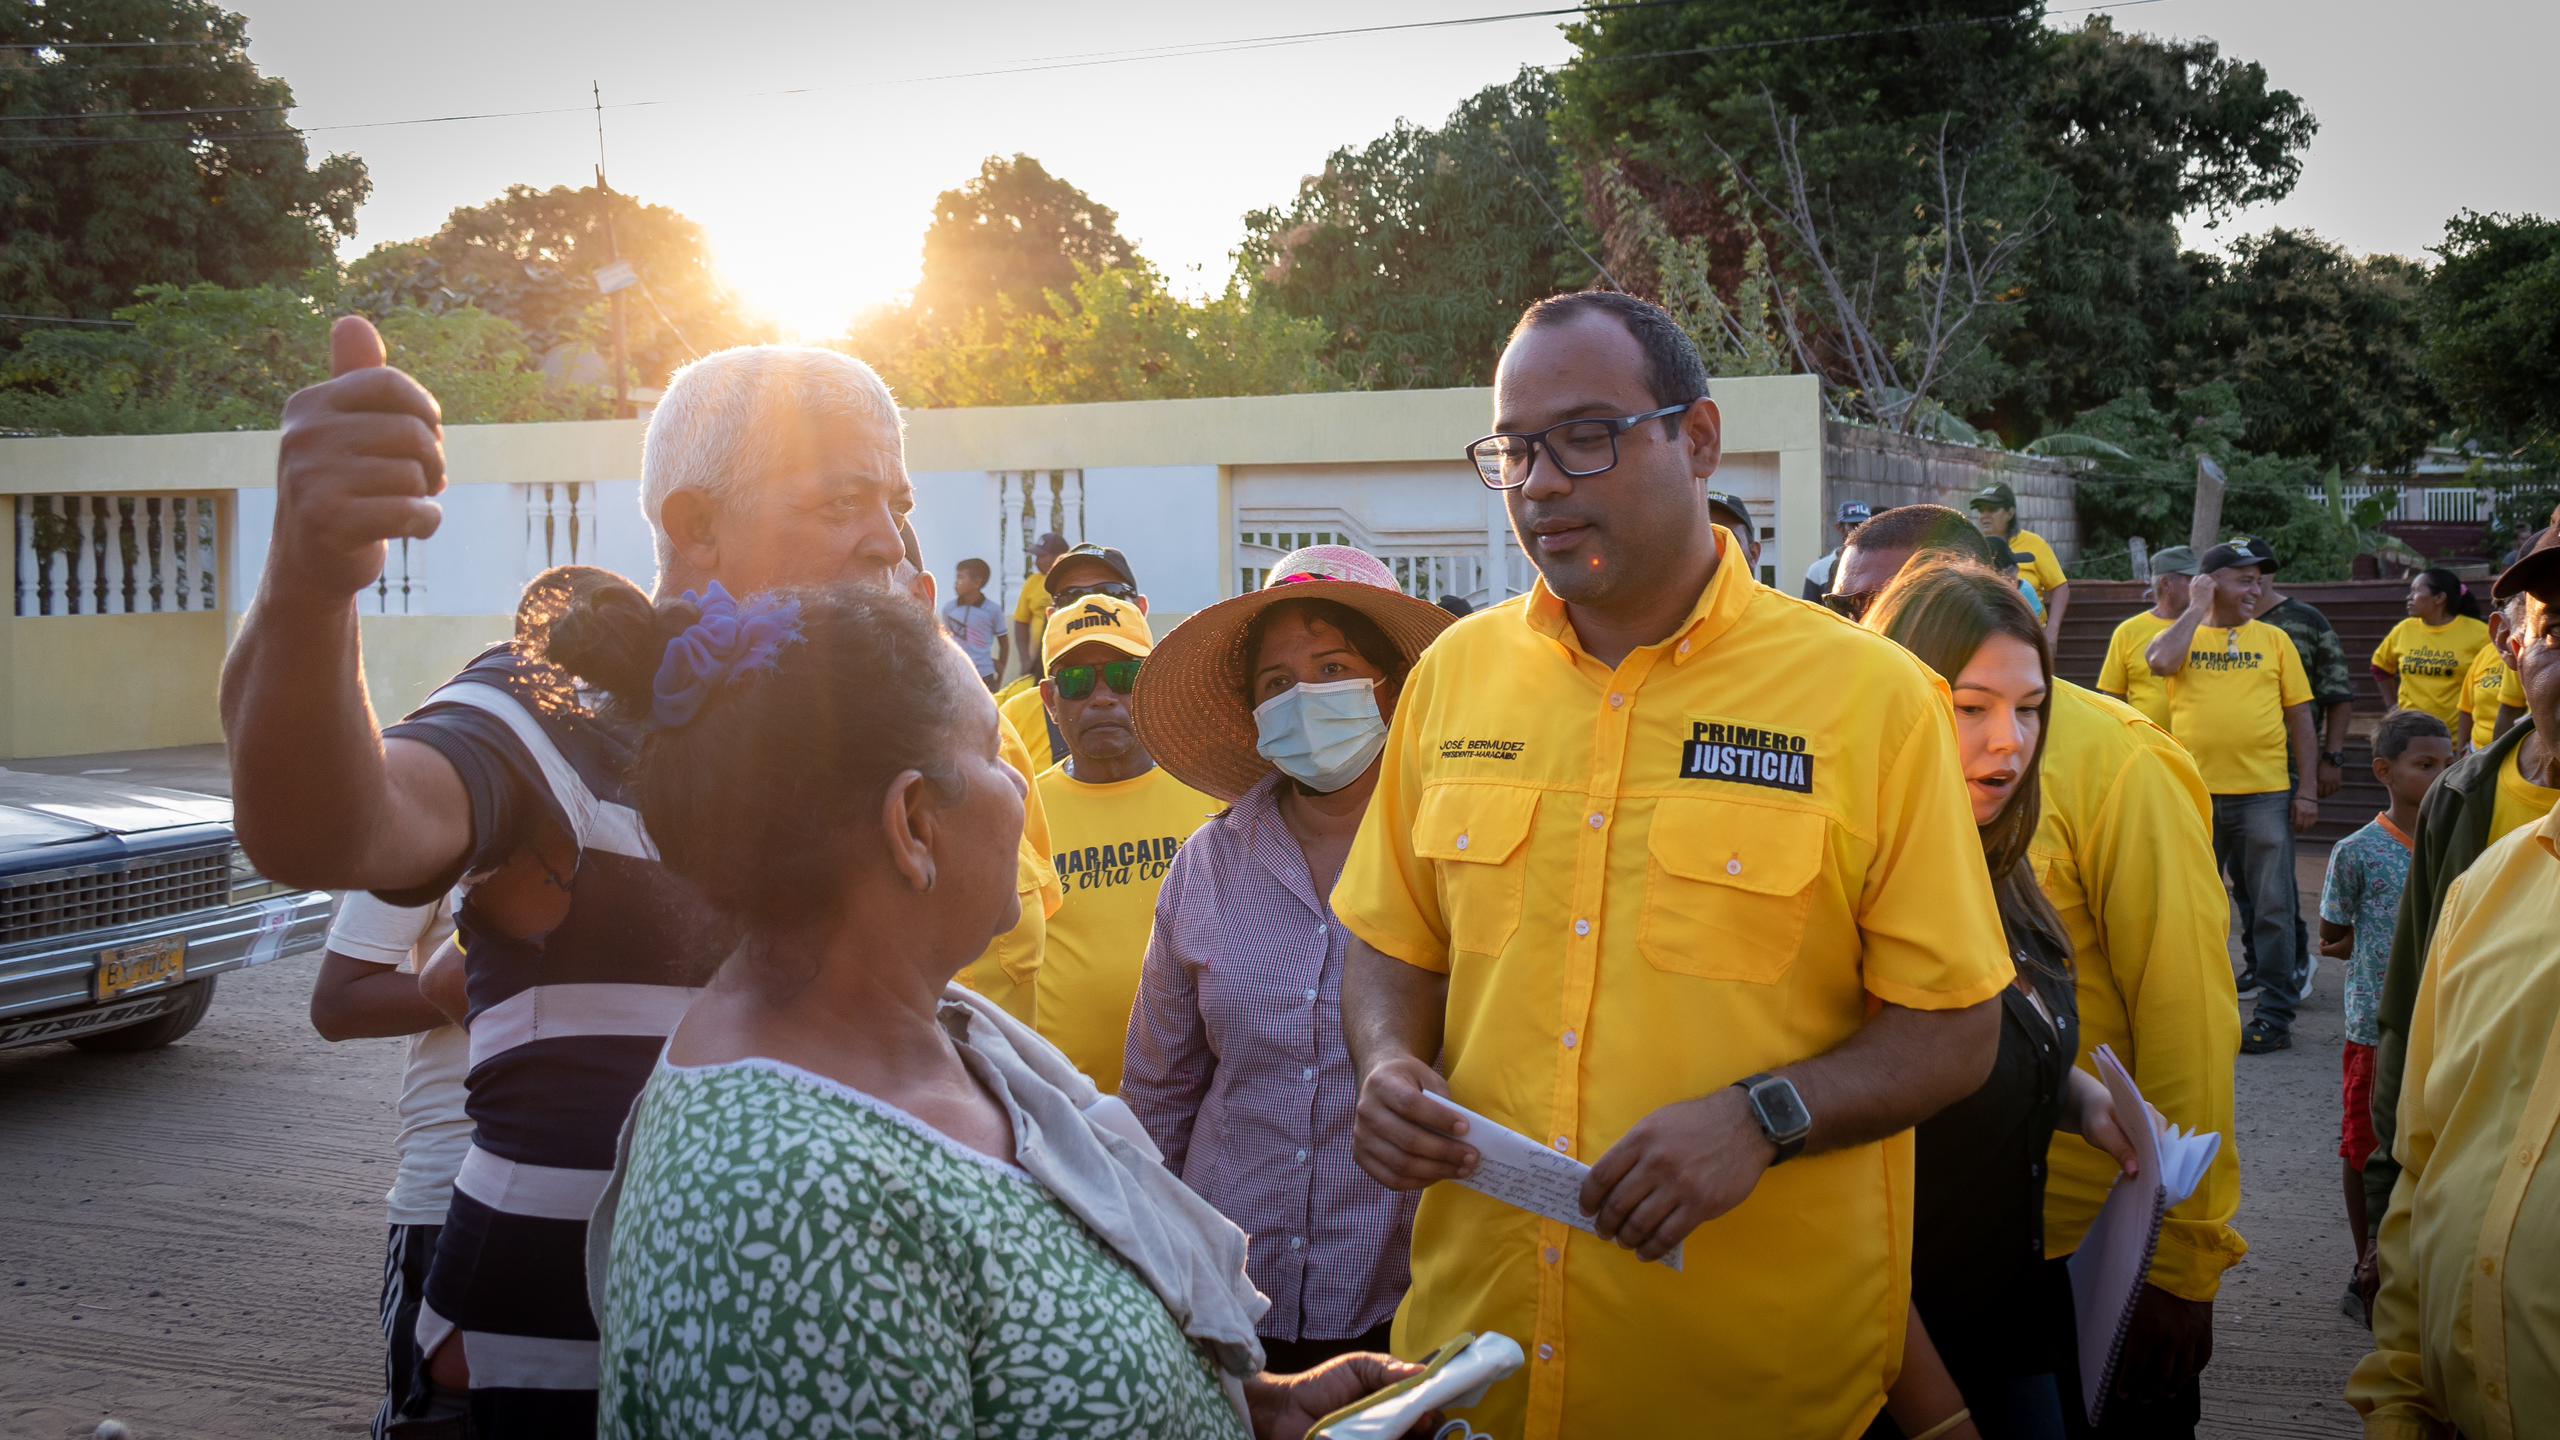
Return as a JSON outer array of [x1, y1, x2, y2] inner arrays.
[[0, 769, 332, 1053]]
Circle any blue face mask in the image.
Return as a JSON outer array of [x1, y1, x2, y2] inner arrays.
[[1253, 679, 1388, 793]]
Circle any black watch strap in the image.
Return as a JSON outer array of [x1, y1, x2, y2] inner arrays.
[[1735, 1072, 1810, 1164]]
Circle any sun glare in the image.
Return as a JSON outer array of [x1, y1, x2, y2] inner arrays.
[[710, 220, 921, 344]]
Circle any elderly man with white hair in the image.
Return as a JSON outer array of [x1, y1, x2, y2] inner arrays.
[[221, 319, 922, 1437]]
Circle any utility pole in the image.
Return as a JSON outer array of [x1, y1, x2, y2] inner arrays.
[[593, 81, 631, 419]]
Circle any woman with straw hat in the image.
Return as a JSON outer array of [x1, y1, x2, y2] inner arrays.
[[1122, 544, 1457, 1373]]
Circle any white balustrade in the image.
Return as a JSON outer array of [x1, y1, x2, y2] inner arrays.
[[156, 496, 180, 611], [10, 494, 222, 617], [101, 498, 127, 614]]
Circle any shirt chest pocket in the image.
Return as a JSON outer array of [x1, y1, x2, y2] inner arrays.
[[1412, 785, 1540, 959], [1637, 797, 1827, 984]]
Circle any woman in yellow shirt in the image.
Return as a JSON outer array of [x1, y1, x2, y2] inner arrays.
[[2371, 569, 2490, 728]]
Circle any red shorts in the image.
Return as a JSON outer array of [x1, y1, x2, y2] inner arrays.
[[2342, 1041, 2379, 1168]]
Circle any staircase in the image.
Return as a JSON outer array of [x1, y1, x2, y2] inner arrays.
[[2057, 580, 2413, 846]]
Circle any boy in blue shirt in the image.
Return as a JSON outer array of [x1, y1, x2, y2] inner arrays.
[[2317, 708, 2451, 1321]]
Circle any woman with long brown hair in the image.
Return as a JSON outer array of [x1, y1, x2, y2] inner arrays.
[[1866, 559, 2140, 1440]]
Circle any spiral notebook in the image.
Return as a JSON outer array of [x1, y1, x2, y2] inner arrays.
[[2065, 1045, 2221, 1427]]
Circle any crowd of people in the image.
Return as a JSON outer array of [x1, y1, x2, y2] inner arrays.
[[230, 291, 2559, 1440]]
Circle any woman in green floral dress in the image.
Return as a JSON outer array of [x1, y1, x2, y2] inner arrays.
[[548, 579, 1419, 1440]]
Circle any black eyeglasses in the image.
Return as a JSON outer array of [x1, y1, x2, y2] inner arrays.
[[1051, 579, 1138, 605], [1821, 590, 1881, 622], [1464, 401, 1696, 491], [1053, 658, 1142, 701]]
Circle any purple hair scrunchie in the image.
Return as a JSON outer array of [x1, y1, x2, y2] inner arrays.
[[651, 580, 805, 729]]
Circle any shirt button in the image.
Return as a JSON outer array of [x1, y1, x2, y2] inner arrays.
[[1545, 1247, 1561, 1265], [1677, 641, 1691, 656], [1573, 918, 1591, 937], [1562, 1030, 1578, 1049], [1455, 834, 1470, 852], [1302, 1065, 1317, 1082], [1303, 987, 1318, 1002], [1588, 812, 1606, 829], [1537, 1343, 1556, 1362], [1554, 1136, 1571, 1154], [1295, 1149, 1310, 1164], [1290, 1236, 1305, 1250], [1608, 692, 1626, 709], [1315, 923, 1328, 940], [1725, 858, 1743, 876], [2483, 1257, 2498, 1277]]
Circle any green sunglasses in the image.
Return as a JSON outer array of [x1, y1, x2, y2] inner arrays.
[[1053, 658, 1143, 701]]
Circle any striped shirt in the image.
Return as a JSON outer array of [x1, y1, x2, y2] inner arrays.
[[381, 646, 729, 1425], [1121, 773, 1415, 1342]]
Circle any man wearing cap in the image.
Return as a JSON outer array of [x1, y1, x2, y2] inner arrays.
[[1010, 530, 1072, 682], [1837, 505, 2244, 1430], [2349, 532, 2560, 1439], [1337, 291, 2010, 1439], [1002, 542, 1147, 775], [1028, 594, 1214, 1092], [2360, 527, 2560, 1297], [1705, 490, 1761, 576], [1802, 500, 1872, 601], [2099, 546, 2198, 729], [2145, 541, 2321, 1054], [1969, 481, 2071, 643]]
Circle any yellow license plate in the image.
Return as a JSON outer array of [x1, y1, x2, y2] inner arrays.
[[96, 937, 186, 1001]]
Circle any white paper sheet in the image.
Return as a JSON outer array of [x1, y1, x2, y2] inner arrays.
[[1421, 1092, 1683, 1272], [2066, 1045, 2222, 1424]]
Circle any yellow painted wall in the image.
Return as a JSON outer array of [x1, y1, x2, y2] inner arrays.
[[5, 612, 229, 757]]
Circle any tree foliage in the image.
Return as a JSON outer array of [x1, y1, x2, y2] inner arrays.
[[2060, 383, 2358, 580], [912, 155, 1139, 331], [0, 278, 608, 435], [0, 0, 369, 323], [2424, 210, 2560, 446], [853, 264, 1328, 409], [346, 184, 766, 392], [1238, 70, 1596, 390]]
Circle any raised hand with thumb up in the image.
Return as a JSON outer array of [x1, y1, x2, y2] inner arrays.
[[267, 315, 448, 604]]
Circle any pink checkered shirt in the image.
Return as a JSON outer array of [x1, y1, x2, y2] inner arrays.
[[1121, 773, 1416, 1343]]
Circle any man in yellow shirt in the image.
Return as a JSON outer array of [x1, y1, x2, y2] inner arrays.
[[1008, 530, 1070, 683], [1001, 542, 1147, 775], [2347, 801, 2560, 1438], [2454, 634, 2524, 754], [2145, 541, 2319, 1054], [1968, 480, 2070, 644], [1837, 512, 2244, 1431], [2098, 544, 2198, 728], [1031, 595, 1215, 1092], [1337, 292, 2011, 1440]]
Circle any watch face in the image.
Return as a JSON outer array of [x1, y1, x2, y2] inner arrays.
[[1753, 1079, 1813, 1140]]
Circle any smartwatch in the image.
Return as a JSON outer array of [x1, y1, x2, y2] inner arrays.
[[2321, 750, 2348, 767], [1734, 1073, 1812, 1164]]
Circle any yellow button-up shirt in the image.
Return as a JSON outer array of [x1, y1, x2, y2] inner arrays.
[[2033, 683, 2247, 1299], [1333, 537, 2013, 1440], [2351, 804, 2560, 1439], [958, 710, 1062, 1024]]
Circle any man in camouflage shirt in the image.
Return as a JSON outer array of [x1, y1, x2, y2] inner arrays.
[[2240, 534, 2356, 997]]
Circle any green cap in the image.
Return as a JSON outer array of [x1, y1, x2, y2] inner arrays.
[[2147, 546, 2200, 578], [1965, 481, 2017, 511]]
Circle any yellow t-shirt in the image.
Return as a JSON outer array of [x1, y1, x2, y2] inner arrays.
[[2008, 528, 2068, 601], [1331, 550, 2012, 1440], [2490, 745, 2559, 847], [999, 683, 1056, 776], [2457, 644, 2515, 750], [2163, 620, 2313, 795], [2374, 615, 2492, 728], [2501, 654, 2526, 709], [1032, 763, 1217, 1094], [2030, 684, 2245, 1300], [1012, 572, 1053, 631], [2097, 610, 2176, 729], [957, 711, 1065, 1026]]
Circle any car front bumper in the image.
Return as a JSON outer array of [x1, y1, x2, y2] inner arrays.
[[0, 890, 335, 1050]]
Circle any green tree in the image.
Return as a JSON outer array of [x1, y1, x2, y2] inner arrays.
[[2186, 229, 2437, 473], [2424, 210, 2560, 445], [912, 155, 1138, 331], [2061, 383, 2358, 580], [0, 0, 368, 323], [1238, 69, 1596, 389], [1995, 16, 2315, 431], [347, 184, 766, 391], [857, 265, 1327, 409], [0, 278, 607, 435]]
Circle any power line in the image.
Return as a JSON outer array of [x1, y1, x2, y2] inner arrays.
[[0, 0, 2160, 149], [0, 312, 137, 327]]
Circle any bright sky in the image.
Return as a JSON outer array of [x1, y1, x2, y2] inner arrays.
[[228, 0, 2560, 341]]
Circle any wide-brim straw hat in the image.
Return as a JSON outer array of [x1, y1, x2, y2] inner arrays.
[[1133, 544, 1456, 804]]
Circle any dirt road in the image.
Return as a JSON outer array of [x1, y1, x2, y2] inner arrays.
[[0, 750, 2378, 1436]]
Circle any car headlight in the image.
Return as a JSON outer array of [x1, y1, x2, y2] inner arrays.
[[229, 847, 293, 904]]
